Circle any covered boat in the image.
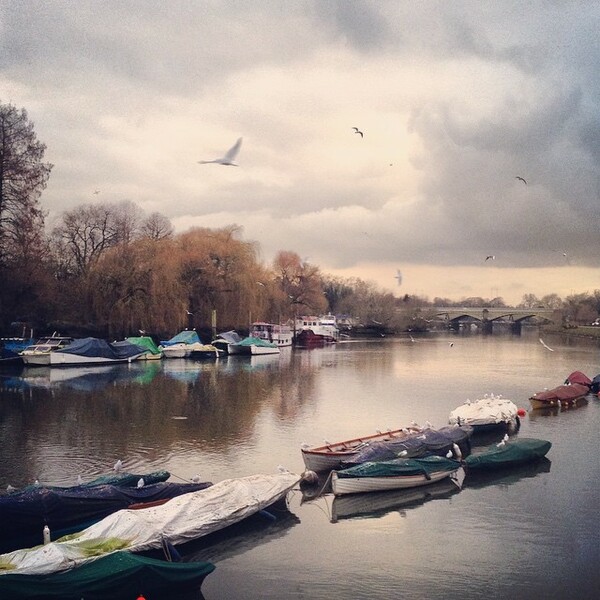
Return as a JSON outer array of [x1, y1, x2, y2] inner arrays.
[[0, 480, 212, 553], [449, 394, 520, 431], [4, 470, 172, 495], [331, 455, 461, 496], [529, 383, 589, 408], [301, 426, 423, 472], [340, 425, 473, 467], [565, 370, 592, 387], [48, 338, 146, 366], [591, 373, 600, 395], [0, 470, 300, 575], [0, 550, 215, 600], [125, 336, 162, 360], [464, 437, 551, 471], [160, 330, 219, 359], [229, 336, 280, 355], [211, 330, 244, 355]]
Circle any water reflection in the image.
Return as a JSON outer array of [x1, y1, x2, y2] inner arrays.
[[463, 457, 552, 490]]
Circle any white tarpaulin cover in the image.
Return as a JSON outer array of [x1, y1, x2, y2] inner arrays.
[[0, 471, 300, 575], [448, 394, 518, 426]]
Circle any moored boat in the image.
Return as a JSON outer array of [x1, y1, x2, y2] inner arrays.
[[20, 335, 74, 367], [250, 322, 293, 347], [125, 335, 162, 360], [0, 550, 215, 600], [529, 383, 589, 408], [211, 330, 244, 355], [449, 394, 520, 432], [48, 338, 146, 367], [0, 470, 300, 575], [160, 330, 205, 358], [0, 480, 212, 553], [331, 455, 462, 496], [294, 314, 339, 346], [301, 426, 423, 472], [340, 424, 473, 467], [463, 437, 551, 471], [229, 336, 280, 355]]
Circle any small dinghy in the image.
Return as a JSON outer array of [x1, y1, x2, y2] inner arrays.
[[331, 455, 461, 496], [464, 437, 551, 471]]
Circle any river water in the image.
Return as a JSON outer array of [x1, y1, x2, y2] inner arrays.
[[0, 329, 598, 599]]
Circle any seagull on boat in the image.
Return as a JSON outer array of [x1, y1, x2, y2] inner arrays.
[[191, 475, 202, 483], [539, 338, 555, 352], [137, 478, 144, 488], [6, 484, 15, 493], [515, 176, 527, 185], [352, 127, 363, 138], [77, 475, 83, 486], [113, 459, 123, 472], [446, 450, 453, 458], [198, 137, 242, 166]]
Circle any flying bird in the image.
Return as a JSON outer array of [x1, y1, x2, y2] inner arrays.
[[485, 255, 495, 262], [539, 338, 555, 352], [352, 127, 363, 138], [93, 189, 100, 195], [515, 176, 527, 185], [198, 137, 242, 166], [395, 270, 402, 286], [186, 310, 194, 315]]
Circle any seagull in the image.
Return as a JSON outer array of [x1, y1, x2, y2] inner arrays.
[[77, 475, 83, 486], [186, 310, 194, 315], [515, 176, 527, 185], [352, 127, 363, 138], [449, 342, 454, 347], [113, 459, 123, 472], [256, 281, 265, 287], [485, 255, 495, 261], [198, 137, 242, 166], [6, 484, 15, 493], [502, 434, 509, 443], [137, 478, 144, 488], [539, 338, 554, 352], [446, 450, 453, 458], [395, 270, 402, 286], [139, 329, 146, 335], [409, 335, 415, 343], [191, 475, 202, 483], [93, 189, 100, 195]]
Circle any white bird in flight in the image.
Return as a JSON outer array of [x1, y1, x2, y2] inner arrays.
[[485, 255, 495, 262], [198, 137, 242, 166], [539, 338, 555, 352]]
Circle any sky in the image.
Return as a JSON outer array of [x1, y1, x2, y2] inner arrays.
[[1, 1, 599, 305]]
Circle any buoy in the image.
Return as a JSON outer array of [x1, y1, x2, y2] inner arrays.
[[517, 408, 527, 417], [43, 525, 51, 545], [137, 596, 146, 600]]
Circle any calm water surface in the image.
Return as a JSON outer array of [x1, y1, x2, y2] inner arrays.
[[0, 330, 599, 599]]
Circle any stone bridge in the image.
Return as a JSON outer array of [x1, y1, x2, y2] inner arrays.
[[434, 307, 557, 333]]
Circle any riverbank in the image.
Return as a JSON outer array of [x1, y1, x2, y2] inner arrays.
[[541, 324, 600, 340]]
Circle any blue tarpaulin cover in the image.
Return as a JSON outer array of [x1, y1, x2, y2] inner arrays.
[[55, 338, 145, 360]]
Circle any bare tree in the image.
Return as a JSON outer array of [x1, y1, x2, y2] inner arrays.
[[139, 211, 173, 240]]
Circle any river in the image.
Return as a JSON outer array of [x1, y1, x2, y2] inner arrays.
[[0, 329, 598, 599]]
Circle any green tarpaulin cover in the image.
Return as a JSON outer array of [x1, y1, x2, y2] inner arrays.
[[336, 455, 461, 479]]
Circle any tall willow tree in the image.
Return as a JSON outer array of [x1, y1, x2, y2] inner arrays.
[[0, 102, 53, 328]]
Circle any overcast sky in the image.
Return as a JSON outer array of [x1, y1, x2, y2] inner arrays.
[[1, 1, 599, 304]]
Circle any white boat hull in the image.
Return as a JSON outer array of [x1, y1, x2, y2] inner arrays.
[[48, 352, 142, 366], [331, 469, 457, 496], [21, 353, 52, 366]]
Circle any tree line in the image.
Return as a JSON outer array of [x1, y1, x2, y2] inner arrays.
[[1, 101, 598, 340]]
